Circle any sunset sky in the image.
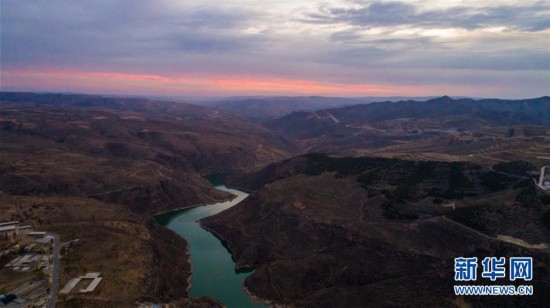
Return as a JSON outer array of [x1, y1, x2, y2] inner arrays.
[[1, 0, 549, 98]]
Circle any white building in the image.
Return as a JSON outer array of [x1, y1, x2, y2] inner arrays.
[[0, 221, 20, 238]]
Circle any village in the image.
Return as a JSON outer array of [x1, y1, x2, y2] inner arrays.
[[0, 220, 103, 307]]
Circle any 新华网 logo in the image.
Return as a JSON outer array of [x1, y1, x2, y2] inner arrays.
[[453, 257, 533, 296]]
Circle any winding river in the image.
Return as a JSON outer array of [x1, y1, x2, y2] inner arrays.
[[156, 176, 265, 307]]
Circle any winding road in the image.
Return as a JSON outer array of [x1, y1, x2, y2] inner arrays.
[[442, 216, 548, 251], [47, 233, 60, 308]]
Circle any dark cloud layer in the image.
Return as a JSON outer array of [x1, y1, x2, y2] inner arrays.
[[1, 0, 548, 97], [307, 1, 550, 31], [1, 1, 263, 71]]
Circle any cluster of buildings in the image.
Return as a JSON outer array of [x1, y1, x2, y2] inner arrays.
[[1, 219, 102, 307], [0, 221, 54, 307]]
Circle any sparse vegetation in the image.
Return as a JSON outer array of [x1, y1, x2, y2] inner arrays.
[[480, 171, 514, 191], [206, 153, 550, 307], [1, 92, 549, 307]]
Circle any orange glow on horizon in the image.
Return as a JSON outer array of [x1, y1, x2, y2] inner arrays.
[[0, 68, 481, 97]]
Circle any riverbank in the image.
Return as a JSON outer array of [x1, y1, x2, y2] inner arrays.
[[243, 283, 277, 307], [153, 194, 237, 218], [198, 222, 255, 272], [156, 185, 266, 307]]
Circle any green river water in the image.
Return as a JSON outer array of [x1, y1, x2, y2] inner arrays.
[[156, 176, 265, 307]]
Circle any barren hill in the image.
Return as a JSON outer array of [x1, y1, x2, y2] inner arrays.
[[0, 92, 294, 305], [202, 154, 550, 307], [264, 96, 550, 164]]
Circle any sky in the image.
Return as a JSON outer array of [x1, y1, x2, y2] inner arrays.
[[1, 0, 549, 98]]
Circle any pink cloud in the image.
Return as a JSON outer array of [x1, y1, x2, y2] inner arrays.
[[1, 69, 493, 97]]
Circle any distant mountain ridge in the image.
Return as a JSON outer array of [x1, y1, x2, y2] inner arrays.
[[334, 95, 550, 124], [266, 96, 550, 138], [0, 91, 210, 115], [210, 95, 439, 120]]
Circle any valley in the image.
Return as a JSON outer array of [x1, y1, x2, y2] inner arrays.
[[2, 1, 548, 307], [1, 92, 549, 307], [156, 180, 264, 308], [0, 92, 292, 306]]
